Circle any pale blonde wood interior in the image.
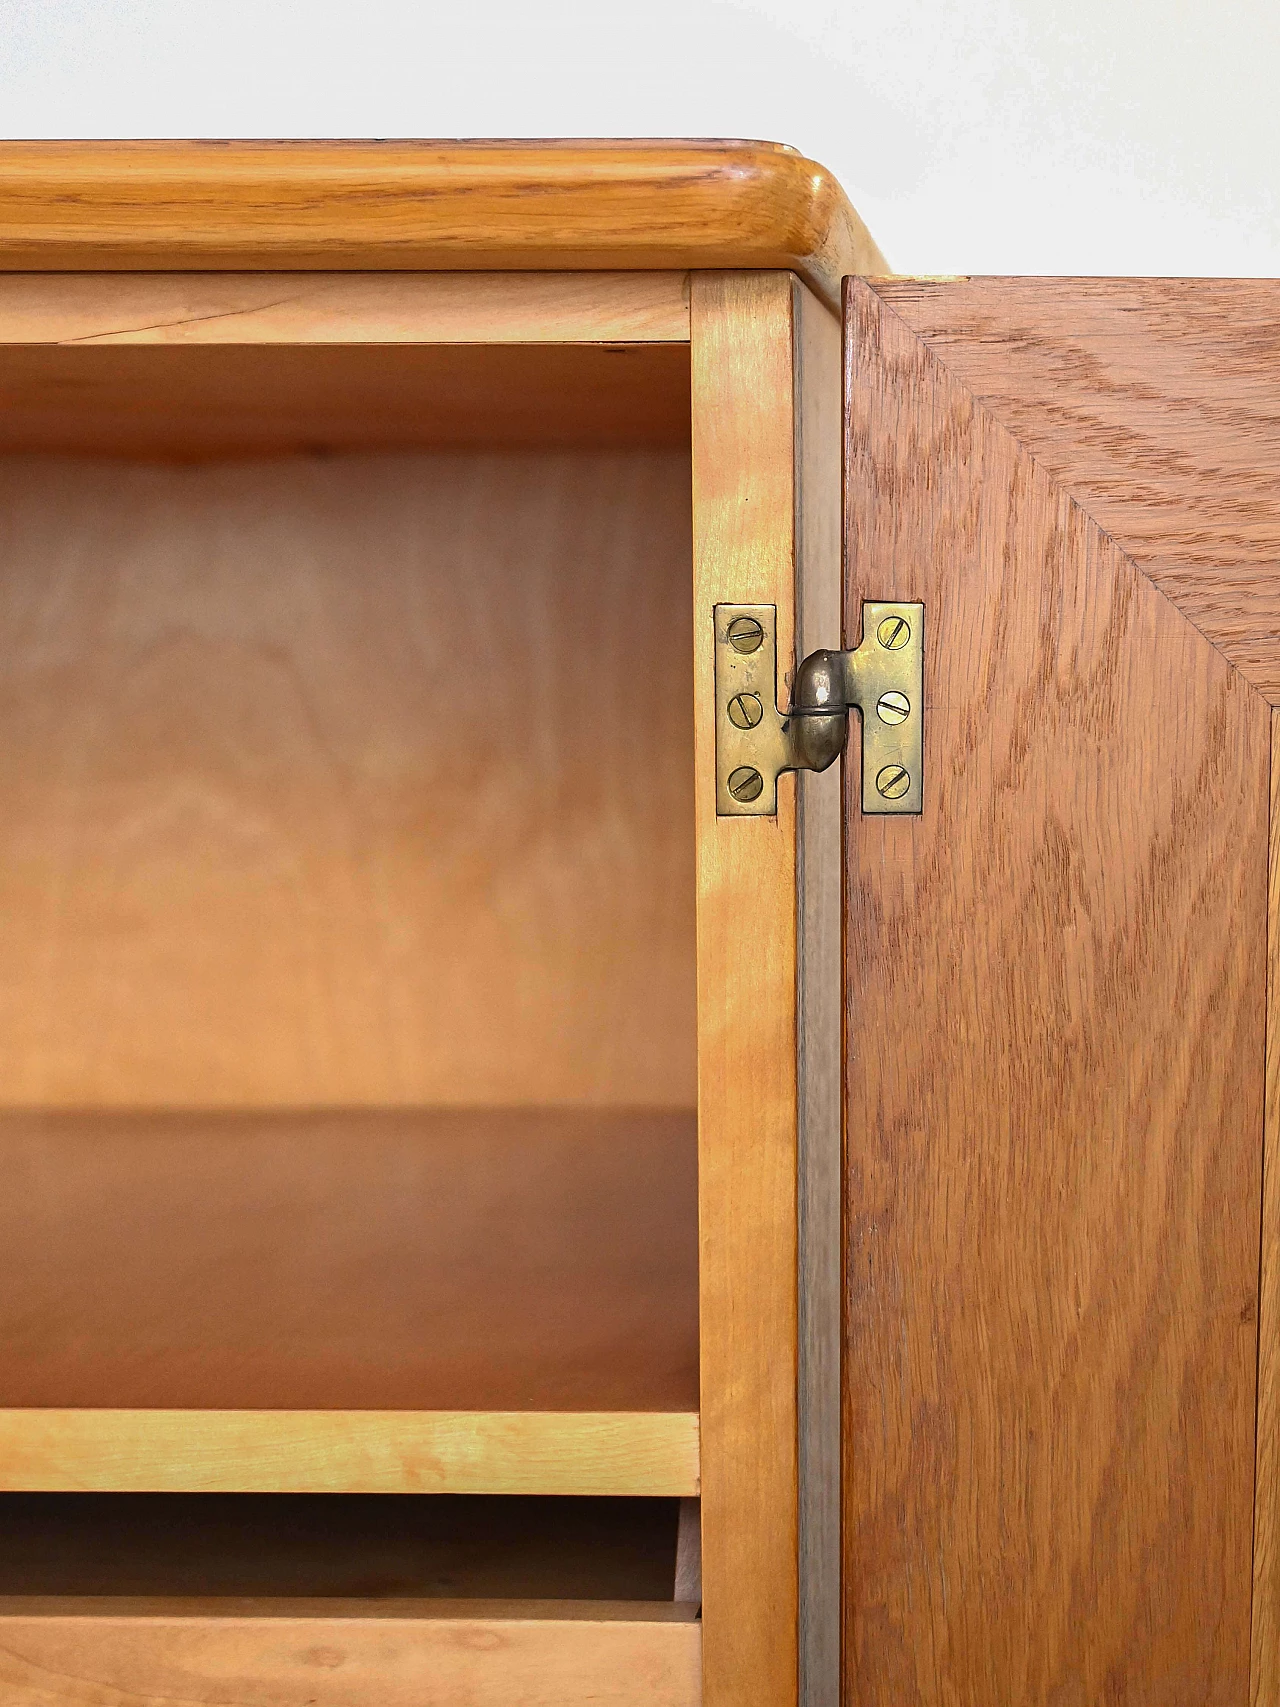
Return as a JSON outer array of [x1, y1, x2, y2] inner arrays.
[[0, 441, 693, 1109], [0, 342, 690, 457], [0, 1408, 699, 1497], [0, 270, 692, 346], [0, 1596, 702, 1707], [0, 338, 698, 1452]]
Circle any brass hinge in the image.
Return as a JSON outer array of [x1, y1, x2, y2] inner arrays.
[[714, 601, 924, 817]]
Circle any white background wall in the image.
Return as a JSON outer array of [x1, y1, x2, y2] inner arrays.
[[3, 0, 1277, 276]]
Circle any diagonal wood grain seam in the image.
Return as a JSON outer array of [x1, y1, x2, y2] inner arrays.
[[843, 275, 1269, 1705], [864, 278, 1275, 1691], [856, 302, 1274, 1684], [865, 282, 1272, 717]]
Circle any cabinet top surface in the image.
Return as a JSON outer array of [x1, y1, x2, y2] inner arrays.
[[0, 138, 884, 309]]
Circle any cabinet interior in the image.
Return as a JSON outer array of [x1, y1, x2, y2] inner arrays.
[[0, 1494, 682, 1600], [0, 337, 697, 1602]]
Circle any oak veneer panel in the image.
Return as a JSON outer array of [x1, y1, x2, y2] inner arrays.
[[0, 271, 691, 344], [0, 342, 692, 456], [0, 138, 886, 309], [842, 278, 1267, 1704], [691, 271, 800, 1707], [1256, 707, 1280, 1704], [871, 277, 1280, 700], [0, 450, 693, 1108], [0, 1599, 701, 1707], [0, 1108, 695, 1411], [0, 1409, 698, 1497]]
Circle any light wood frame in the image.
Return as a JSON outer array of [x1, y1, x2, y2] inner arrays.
[[0, 1599, 702, 1706], [0, 263, 844, 1707], [691, 272, 842, 1707]]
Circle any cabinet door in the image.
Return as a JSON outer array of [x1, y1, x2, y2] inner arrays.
[[841, 279, 1280, 1704]]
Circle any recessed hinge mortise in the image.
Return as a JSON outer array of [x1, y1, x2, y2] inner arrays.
[[714, 600, 924, 817]]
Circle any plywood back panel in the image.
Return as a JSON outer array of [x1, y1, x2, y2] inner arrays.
[[0, 1108, 697, 1411], [842, 278, 1267, 1704], [0, 343, 691, 457], [0, 448, 694, 1108]]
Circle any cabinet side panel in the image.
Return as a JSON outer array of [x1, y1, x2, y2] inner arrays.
[[691, 272, 800, 1707], [793, 282, 844, 1707], [842, 278, 1266, 1703], [1255, 708, 1280, 1704]]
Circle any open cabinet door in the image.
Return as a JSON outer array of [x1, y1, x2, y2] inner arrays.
[[840, 279, 1280, 1704]]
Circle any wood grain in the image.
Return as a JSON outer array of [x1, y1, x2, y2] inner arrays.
[[793, 279, 845, 1707], [691, 271, 800, 1707], [0, 450, 693, 1108], [1256, 707, 1280, 1705], [871, 277, 1280, 700], [842, 277, 1268, 1704], [0, 1598, 701, 1707], [0, 270, 690, 344], [0, 1409, 699, 1497], [0, 1108, 696, 1411], [0, 343, 691, 456], [0, 139, 886, 310]]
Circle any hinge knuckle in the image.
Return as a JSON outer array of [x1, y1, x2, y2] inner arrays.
[[714, 601, 924, 818]]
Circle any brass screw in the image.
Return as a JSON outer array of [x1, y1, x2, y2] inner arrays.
[[876, 765, 911, 800], [876, 615, 911, 650], [727, 615, 765, 654], [727, 692, 764, 730], [728, 765, 764, 803], [876, 690, 910, 725]]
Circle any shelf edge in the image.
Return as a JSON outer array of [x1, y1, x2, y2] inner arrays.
[[0, 1409, 700, 1496]]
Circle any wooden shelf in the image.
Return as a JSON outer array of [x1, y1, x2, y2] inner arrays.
[[0, 1408, 698, 1496], [0, 1597, 701, 1707]]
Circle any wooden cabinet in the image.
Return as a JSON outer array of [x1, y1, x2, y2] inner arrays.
[[0, 141, 881, 1707], [0, 145, 1270, 1707]]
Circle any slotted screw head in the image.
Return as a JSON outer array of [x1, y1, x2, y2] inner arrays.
[[727, 692, 764, 730], [728, 765, 764, 803], [876, 764, 911, 800], [876, 615, 911, 651], [876, 690, 911, 725], [727, 615, 765, 654]]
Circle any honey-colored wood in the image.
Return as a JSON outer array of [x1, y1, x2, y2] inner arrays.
[[0, 270, 690, 344], [0, 1109, 696, 1411], [1256, 707, 1280, 1705], [872, 278, 1280, 700], [0, 449, 693, 1108], [0, 1409, 699, 1496], [691, 271, 801, 1707], [0, 1599, 701, 1707], [0, 343, 691, 456], [842, 277, 1268, 1703], [0, 140, 886, 310], [793, 276, 845, 1707]]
